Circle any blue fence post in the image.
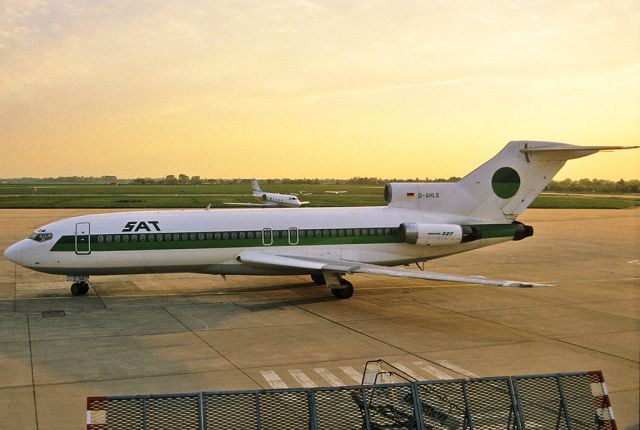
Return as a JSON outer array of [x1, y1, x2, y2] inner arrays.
[[461, 381, 474, 430], [307, 389, 318, 430], [255, 392, 261, 430], [198, 392, 205, 430], [411, 382, 425, 430], [142, 396, 148, 430], [555, 375, 573, 430], [507, 377, 523, 430]]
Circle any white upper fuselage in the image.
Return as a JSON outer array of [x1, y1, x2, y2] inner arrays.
[[3, 206, 511, 277]]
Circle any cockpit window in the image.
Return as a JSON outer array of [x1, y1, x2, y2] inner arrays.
[[28, 231, 53, 242]]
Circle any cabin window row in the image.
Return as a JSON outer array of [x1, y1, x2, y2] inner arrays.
[[93, 227, 399, 244]]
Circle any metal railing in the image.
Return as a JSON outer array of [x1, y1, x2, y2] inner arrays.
[[86, 370, 616, 429]]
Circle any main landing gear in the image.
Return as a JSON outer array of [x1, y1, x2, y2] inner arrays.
[[310, 272, 354, 299], [68, 276, 90, 296]]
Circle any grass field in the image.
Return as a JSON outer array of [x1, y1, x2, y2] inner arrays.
[[0, 183, 637, 209]]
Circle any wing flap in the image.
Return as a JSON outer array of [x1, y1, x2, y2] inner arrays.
[[237, 251, 550, 288]]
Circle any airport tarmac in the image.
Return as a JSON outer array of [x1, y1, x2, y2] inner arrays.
[[0, 208, 638, 429]]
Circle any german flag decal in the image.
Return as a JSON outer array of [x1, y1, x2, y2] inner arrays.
[[406, 192, 415, 198]]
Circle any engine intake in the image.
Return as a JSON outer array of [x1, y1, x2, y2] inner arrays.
[[399, 223, 481, 246]]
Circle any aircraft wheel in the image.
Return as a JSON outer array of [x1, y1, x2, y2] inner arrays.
[[311, 273, 325, 285], [331, 279, 353, 299], [71, 282, 89, 296]]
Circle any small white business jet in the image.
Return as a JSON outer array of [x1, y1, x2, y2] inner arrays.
[[325, 190, 348, 195], [225, 179, 309, 208], [4, 141, 636, 298]]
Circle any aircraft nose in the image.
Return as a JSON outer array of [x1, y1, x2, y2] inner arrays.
[[3, 242, 24, 266]]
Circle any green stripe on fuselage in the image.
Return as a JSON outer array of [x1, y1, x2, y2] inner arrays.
[[48, 224, 518, 252]]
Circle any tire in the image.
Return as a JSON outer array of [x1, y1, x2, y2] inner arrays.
[[311, 273, 325, 285], [70, 283, 83, 296], [80, 282, 90, 295], [331, 278, 353, 299]]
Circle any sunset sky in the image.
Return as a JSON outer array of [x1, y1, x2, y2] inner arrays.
[[1, 0, 638, 180]]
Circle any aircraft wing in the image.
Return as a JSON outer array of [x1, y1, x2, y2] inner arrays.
[[236, 251, 550, 288]]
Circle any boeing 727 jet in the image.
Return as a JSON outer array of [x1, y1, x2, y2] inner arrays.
[[224, 179, 309, 208], [4, 141, 636, 298]]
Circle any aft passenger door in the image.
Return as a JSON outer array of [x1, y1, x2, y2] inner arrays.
[[75, 222, 91, 255]]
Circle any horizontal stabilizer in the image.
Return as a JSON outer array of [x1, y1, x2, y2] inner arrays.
[[521, 145, 638, 153]]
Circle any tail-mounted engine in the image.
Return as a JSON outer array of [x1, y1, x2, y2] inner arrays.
[[399, 223, 481, 246]]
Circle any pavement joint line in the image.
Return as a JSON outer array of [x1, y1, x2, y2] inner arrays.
[[26, 313, 40, 430], [90, 283, 108, 310], [293, 304, 470, 379], [160, 306, 264, 391], [428, 302, 640, 364], [25, 369, 242, 390]]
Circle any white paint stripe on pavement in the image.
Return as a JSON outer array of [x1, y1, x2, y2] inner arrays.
[[314, 368, 345, 387], [288, 369, 317, 388], [391, 362, 424, 381], [339, 366, 363, 384], [413, 362, 453, 380], [260, 370, 288, 389], [435, 360, 478, 378]]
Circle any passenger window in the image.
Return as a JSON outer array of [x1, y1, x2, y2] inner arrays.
[[206, 233, 212, 240], [231, 232, 238, 240], [331, 229, 337, 237], [122, 235, 129, 243], [247, 231, 254, 239], [98, 235, 104, 243], [215, 233, 221, 240], [338, 229, 345, 237], [239, 232, 245, 239], [156, 234, 162, 241], [114, 235, 121, 243], [273, 231, 280, 239], [377, 228, 383, 235], [148, 234, 155, 242], [139, 235, 146, 242], [384, 228, 390, 235], [299, 230, 306, 238], [222, 232, 229, 240], [131, 235, 138, 242], [198, 233, 204, 240], [106, 235, 112, 243], [165, 234, 172, 241], [189, 233, 196, 240], [347, 229, 353, 236], [323, 230, 329, 237]]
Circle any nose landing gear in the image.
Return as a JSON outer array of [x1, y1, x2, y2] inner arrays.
[[67, 275, 90, 296], [70, 281, 90, 296]]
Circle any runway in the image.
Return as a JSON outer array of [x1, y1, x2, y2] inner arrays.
[[0, 208, 638, 429]]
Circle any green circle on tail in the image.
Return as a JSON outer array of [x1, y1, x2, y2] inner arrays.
[[492, 167, 520, 199]]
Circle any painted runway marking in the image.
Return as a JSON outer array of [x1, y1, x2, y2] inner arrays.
[[339, 366, 363, 384], [414, 361, 453, 380], [627, 260, 639, 265], [314, 368, 345, 387], [288, 369, 317, 388], [260, 370, 288, 389], [392, 362, 424, 381], [435, 360, 478, 378]]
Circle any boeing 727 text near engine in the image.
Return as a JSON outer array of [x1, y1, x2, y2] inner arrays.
[[4, 141, 636, 298]]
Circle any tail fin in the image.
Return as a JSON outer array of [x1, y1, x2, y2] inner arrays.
[[386, 141, 637, 221], [251, 179, 262, 193]]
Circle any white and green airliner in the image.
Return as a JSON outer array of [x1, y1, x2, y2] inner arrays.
[[3, 141, 635, 298]]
